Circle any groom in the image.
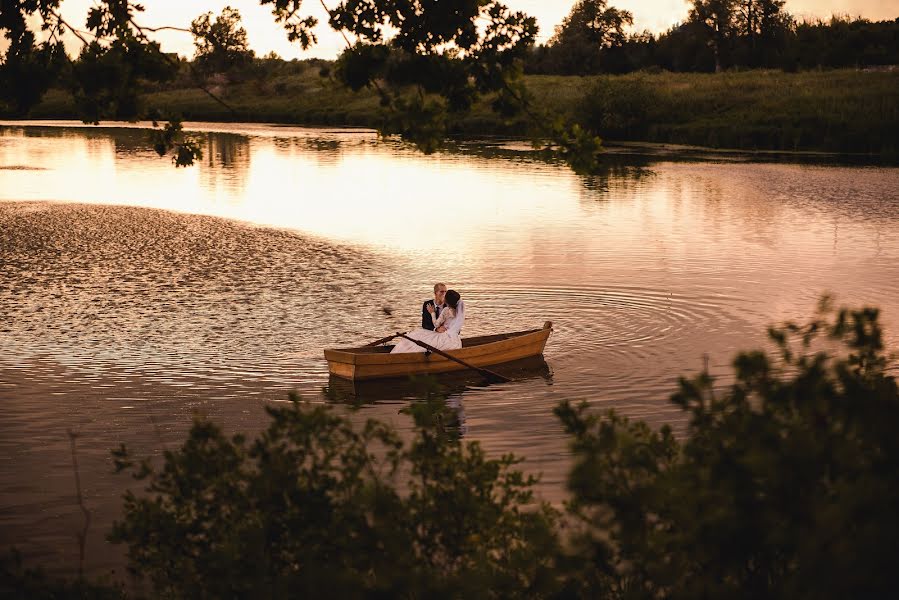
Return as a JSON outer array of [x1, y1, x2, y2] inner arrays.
[[421, 282, 447, 330]]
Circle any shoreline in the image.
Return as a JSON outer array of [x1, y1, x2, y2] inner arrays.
[[1, 119, 890, 167], [8, 70, 897, 160]]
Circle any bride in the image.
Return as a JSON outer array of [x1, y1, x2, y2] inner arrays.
[[391, 289, 464, 353]]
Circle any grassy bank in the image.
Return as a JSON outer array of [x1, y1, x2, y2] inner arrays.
[[25, 68, 899, 157]]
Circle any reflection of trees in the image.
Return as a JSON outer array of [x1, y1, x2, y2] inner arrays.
[[302, 137, 344, 167], [271, 136, 346, 166], [305, 139, 341, 153], [17, 125, 146, 163], [203, 132, 250, 170], [440, 140, 656, 198], [577, 160, 655, 197], [200, 132, 251, 195]]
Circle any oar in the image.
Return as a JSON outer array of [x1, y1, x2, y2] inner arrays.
[[365, 333, 400, 347], [395, 333, 511, 384]]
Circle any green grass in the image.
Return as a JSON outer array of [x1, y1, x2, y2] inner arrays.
[[21, 68, 899, 156], [527, 70, 899, 155]]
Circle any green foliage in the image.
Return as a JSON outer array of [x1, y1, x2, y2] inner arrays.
[[109, 394, 560, 598], [4, 1, 899, 167], [571, 69, 899, 154], [150, 119, 203, 167], [0, 0, 69, 115], [731, 0, 792, 68], [688, 0, 739, 72], [526, 10, 899, 75], [552, 0, 634, 48], [71, 37, 176, 123], [1, 549, 124, 599], [576, 76, 657, 140], [1, 0, 609, 171], [20, 68, 899, 156], [555, 300, 899, 599], [686, 0, 793, 71], [261, 0, 318, 50], [69, 1, 178, 122], [539, 121, 604, 175], [190, 6, 255, 77], [329, 1, 539, 151], [544, 0, 634, 75], [790, 16, 899, 69]]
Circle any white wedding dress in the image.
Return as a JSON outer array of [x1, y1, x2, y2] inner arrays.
[[391, 301, 465, 353]]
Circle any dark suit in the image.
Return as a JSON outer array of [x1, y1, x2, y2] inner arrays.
[[421, 300, 441, 330]]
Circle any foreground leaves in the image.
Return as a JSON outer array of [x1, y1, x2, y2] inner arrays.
[[556, 299, 899, 599], [110, 395, 560, 598]]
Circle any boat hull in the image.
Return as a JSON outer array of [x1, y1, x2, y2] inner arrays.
[[324, 323, 552, 381]]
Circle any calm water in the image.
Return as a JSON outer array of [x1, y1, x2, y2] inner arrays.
[[2, 121, 898, 576]]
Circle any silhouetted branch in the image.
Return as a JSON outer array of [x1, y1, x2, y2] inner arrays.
[[127, 17, 237, 116], [132, 24, 192, 34], [50, 10, 90, 46]]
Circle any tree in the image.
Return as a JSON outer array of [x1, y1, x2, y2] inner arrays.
[[654, 21, 718, 71], [555, 299, 899, 598], [0, 0, 69, 115], [736, 0, 788, 44], [190, 6, 254, 77], [547, 0, 634, 75], [689, 0, 738, 72], [553, 0, 634, 49], [733, 0, 791, 66]]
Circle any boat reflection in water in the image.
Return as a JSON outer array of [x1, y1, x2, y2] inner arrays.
[[323, 355, 554, 412], [324, 355, 553, 436]]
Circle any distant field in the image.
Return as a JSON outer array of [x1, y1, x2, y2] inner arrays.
[[25, 68, 899, 157]]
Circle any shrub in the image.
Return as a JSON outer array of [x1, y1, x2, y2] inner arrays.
[[556, 299, 899, 599], [109, 395, 560, 598]]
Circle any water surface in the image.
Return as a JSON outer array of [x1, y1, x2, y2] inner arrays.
[[2, 121, 898, 576]]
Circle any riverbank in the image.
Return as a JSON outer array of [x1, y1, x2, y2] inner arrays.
[[23, 69, 899, 157]]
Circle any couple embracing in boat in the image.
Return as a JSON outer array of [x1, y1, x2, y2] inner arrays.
[[390, 282, 465, 354]]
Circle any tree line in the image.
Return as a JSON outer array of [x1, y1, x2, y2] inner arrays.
[[526, 0, 899, 75]]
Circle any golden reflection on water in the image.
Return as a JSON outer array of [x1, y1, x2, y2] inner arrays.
[[1, 122, 587, 254]]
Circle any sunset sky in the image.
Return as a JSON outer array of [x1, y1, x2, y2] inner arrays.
[[42, 0, 899, 59]]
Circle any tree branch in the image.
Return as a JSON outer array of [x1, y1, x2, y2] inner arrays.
[[128, 17, 237, 116], [50, 10, 91, 47], [319, 0, 354, 49], [317, 0, 391, 104], [132, 24, 193, 34]]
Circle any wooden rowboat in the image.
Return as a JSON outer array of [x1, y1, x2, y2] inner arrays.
[[325, 321, 553, 381]]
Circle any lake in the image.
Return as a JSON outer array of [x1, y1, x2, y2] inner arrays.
[[1, 121, 898, 576]]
